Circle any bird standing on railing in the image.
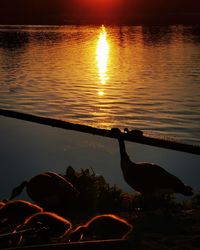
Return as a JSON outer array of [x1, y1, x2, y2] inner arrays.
[[111, 128, 193, 200]]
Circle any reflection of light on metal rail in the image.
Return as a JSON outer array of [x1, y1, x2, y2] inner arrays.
[[96, 25, 109, 88]]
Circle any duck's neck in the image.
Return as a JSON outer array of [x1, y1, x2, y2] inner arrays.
[[118, 138, 130, 162]]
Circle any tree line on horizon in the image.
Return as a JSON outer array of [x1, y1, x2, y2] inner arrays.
[[1, 0, 200, 25]]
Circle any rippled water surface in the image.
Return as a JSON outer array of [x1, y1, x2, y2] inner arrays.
[[0, 25, 200, 144]]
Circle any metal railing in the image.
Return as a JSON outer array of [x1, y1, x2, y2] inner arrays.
[[0, 108, 200, 155]]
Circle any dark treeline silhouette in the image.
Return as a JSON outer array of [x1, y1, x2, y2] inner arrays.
[[0, 0, 200, 24]]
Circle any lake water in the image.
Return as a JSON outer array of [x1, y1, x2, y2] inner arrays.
[[0, 25, 200, 145]]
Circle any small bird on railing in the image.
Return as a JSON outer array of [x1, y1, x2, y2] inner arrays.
[[68, 214, 133, 242], [111, 128, 193, 199], [9, 172, 79, 213]]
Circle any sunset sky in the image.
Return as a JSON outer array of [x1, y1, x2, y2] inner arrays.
[[0, 0, 200, 24]]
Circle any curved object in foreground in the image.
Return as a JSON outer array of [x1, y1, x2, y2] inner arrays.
[[16, 211, 72, 246], [0, 200, 43, 233], [69, 214, 133, 242], [9, 172, 79, 211], [0, 201, 5, 209]]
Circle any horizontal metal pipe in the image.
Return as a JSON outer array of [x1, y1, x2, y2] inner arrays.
[[0, 108, 200, 155]]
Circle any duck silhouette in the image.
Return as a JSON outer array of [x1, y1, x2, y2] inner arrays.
[[111, 128, 193, 198], [15, 211, 72, 246], [0, 200, 43, 234], [9, 172, 79, 212], [69, 214, 132, 242]]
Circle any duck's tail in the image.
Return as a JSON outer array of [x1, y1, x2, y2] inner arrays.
[[9, 181, 28, 200]]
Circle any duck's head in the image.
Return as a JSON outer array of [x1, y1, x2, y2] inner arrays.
[[111, 128, 122, 138]]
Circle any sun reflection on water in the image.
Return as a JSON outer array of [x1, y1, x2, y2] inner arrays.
[[96, 25, 109, 96]]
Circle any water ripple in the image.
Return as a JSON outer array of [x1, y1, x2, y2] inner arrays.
[[0, 25, 200, 145]]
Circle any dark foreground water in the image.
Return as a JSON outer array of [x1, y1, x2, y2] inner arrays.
[[0, 25, 200, 145], [0, 116, 199, 201]]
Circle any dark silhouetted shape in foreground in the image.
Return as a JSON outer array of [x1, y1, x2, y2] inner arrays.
[[111, 128, 193, 198], [69, 214, 133, 242], [9, 172, 79, 211]]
